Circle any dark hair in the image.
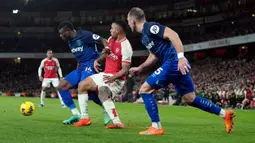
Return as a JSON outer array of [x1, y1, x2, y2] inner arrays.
[[113, 19, 128, 32], [58, 21, 74, 30], [47, 49, 52, 52], [128, 7, 145, 21]]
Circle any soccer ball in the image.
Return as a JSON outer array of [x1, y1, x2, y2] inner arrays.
[[20, 101, 35, 116]]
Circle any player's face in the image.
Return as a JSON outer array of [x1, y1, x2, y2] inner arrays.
[[59, 28, 71, 41], [110, 23, 120, 38], [47, 51, 53, 59], [127, 14, 136, 32]]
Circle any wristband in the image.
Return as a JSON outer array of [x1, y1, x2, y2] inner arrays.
[[177, 52, 184, 59]]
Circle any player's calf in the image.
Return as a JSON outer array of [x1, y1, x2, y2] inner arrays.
[[39, 87, 48, 107], [139, 82, 163, 133], [98, 86, 124, 129], [183, 92, 235, 134], [56, 80, 80, 119]]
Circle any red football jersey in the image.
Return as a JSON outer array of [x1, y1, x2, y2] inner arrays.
[[38, 58, 61, 78], [104, 37, 133, 79]]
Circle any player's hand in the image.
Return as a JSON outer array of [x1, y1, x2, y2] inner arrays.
[[94, 60, 101, 73], [60, 77, 64, 81], [178, 57, 191, 75], [103, 75, 116, 84], [39, 76, 43, 82], [129, 67, 142, 77]]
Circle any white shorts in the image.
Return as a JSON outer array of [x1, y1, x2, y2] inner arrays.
[[90, 73, 125, 98], [42, 78, 59, 88]]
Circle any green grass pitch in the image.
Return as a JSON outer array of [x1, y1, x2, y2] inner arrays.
[[0, 96, 254, 143]]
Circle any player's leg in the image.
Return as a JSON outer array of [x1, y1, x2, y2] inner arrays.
[[52, 78, 65, 107], [175, 73, 234, 134], [56, 70, 81, 124], [138, 82, 164, 135], [138, 64, 174, 135], [79, 71, 111, 125], [241, 98, 248, 110], [73, 76, 97, 127], [40, 79, 50, 107], [102, 79, 126, 129]]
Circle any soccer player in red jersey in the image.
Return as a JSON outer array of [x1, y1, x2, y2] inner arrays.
[[74, 20, 133, 128], [38, 49, 65, 107]]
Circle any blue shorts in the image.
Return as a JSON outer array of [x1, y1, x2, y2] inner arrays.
[[64, 66, 99, 101], [64, 66, 96, 88], [146, 60, 194, 96]]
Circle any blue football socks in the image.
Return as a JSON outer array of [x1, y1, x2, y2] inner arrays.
[[191, 96, 221, 115], [59, 90, 76, 110], [141, 93, 160, 122]]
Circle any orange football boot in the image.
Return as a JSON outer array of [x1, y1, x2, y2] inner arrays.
[[74, 118, 91, 127], [139, 126, 164, 135], [105, 123, 125, 129], [224, 110, 235, 134]]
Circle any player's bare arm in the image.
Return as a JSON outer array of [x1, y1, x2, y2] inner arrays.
[[129, 53, 157, 76], [94, 39, 111, 72], [104, 62, 131, 84], [163, 27, 190, 75]]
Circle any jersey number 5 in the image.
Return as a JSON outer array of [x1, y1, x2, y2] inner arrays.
[[154, 67, 163, 75]]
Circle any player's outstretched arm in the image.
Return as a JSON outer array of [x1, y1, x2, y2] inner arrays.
[[139, 53, 158, 70], [129, 53, 157, 76], [163, 27, 190, 75]]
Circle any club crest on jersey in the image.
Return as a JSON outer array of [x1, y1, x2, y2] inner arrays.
[[76, 40, 82, 46], [115, 48, 120, 53], [150, 25, 160, 34], [71, 46, 84, 53]]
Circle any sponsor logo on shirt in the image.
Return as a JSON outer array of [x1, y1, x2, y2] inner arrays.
[[71, 46, 84, 53], [108, 52, 118, 60], [146, 41, 155, 50]]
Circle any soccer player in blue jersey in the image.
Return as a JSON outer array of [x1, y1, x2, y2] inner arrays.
[[127, 7, 234, 135], [57, 21, 110, 125]]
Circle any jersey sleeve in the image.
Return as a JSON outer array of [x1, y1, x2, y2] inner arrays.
[[54, 58, 63, 78], [82, 30, 102, 44], [121, 40, 133, 64], [145, 23, 166, 39], [38, 59, 44, 77]]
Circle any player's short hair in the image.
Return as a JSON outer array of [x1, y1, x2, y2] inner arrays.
[[58, 21, 74, 31], [47, 49, 53, 53], [113, 20, 128, 32], [128, 7, 145, 21]]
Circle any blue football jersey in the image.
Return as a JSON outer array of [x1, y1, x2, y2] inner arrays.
[[141, 22, 178, 63], [68, 30, 101, 68]]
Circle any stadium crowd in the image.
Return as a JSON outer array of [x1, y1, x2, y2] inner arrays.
[[1, 54, 254, 109]]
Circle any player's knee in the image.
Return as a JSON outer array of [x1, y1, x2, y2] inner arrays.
[[42, 87, 47, 91], [183, 92, 196, 104], [98, 86, 111, 102], [77, 81, 90, 94], [57, 80, 71, 91], [139, 82, 154, 94]]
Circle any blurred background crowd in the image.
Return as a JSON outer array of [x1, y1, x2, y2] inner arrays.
[[0, 0, 255, 109]]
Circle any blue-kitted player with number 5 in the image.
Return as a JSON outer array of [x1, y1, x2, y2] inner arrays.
[[57, 21, 110, 125], [127, 7, 234, 135]]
